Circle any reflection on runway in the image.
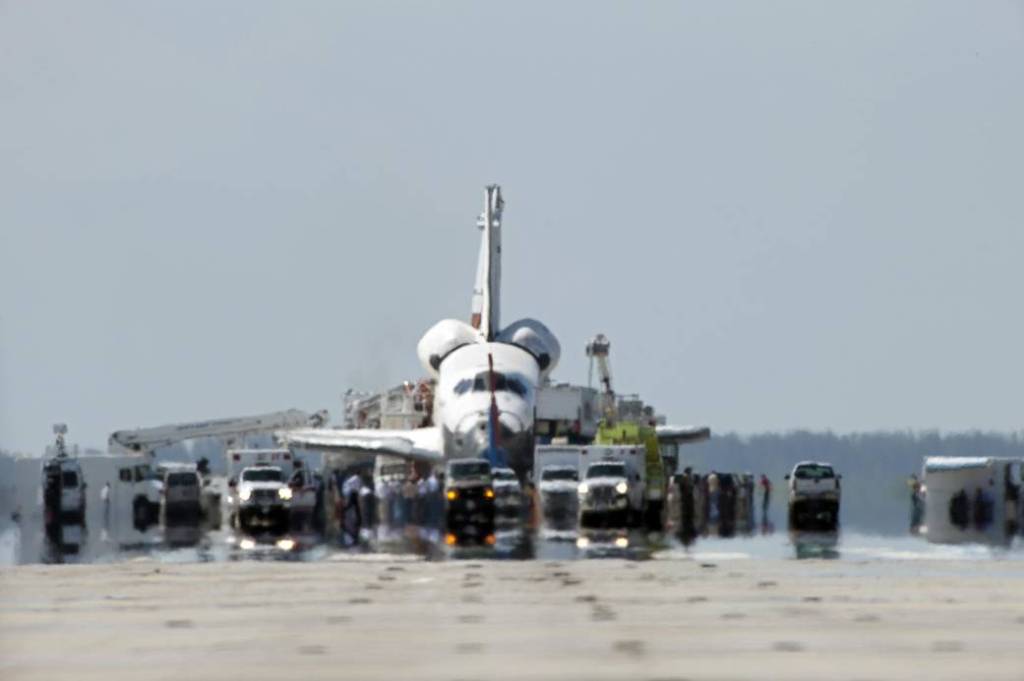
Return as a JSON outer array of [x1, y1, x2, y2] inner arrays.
[[5, 509, 1024, 566], [790, 530, 840, 560]]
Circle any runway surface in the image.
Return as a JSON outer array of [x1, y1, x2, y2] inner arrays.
[[3, 556, 1024, 680]]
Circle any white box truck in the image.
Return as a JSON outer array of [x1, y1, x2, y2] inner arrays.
[[923, 457, 1022, 545], [577, 445, 646, 527], [534, 445, 584, 523], [535, 384, 599, 443]]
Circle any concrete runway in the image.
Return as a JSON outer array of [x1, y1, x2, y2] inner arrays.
[[2, 557, 1023, 680]]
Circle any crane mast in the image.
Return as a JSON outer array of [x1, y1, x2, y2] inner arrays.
[[586, 333, 616, 423], [108, 408, 328, 458]]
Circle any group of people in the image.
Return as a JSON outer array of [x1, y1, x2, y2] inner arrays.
[[671, 469, 773, 538], [329, 469, 448, 544], [374, 473, 444, 528]]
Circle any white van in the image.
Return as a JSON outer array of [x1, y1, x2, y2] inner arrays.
[[161, 465, 202, 522]]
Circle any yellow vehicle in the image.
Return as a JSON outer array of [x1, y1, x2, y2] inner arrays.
[[586, 335, 710, 529], [594, 421, 667, 528]]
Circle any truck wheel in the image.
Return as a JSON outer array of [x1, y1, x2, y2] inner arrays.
[[644, 501, 664, 531], [133, 497, 151, 531], [825, 503, 839, 530]]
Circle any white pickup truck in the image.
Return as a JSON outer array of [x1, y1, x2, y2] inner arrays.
[[785, 461, 841, 531], [230, 465, 292, 533], [534, 445, 583, 523], [537, 465, 580, 525], [490, 467, 523, 517], [577, 446, 646, 528]]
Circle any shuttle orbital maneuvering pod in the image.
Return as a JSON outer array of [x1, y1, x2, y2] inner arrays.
[[279, 185, 560, 477]]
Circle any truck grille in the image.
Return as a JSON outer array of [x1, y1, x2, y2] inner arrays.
[[455, 487, 487, 501], [589, 486, 616, 504], [253, 489, 278, 503]]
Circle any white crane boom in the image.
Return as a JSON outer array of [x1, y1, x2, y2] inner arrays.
[[108, 408, 329, 458]]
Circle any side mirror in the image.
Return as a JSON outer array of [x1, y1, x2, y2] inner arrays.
[[784, 474, 790, 481], [228, 478, 237, 488]]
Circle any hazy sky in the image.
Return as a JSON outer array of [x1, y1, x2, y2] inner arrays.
[[2, 2, 1023, 453]]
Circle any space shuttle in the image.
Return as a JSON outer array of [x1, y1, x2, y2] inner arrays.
[[279, 185, 559, 476]]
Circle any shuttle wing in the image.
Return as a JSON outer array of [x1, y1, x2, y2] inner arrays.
[[656, 425, 711, 444], [277, 426, 444, 463]]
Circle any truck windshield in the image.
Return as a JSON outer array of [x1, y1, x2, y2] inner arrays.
[[449, 461, 491, 478], [61, 471, 78, 487], [794, 465, 834, 480], [492, 469, 516, 481], [242, 468, 283, 482], [586, 463, 625, 479], [541, 468, 578, 482], [167, 472, 198, 487]]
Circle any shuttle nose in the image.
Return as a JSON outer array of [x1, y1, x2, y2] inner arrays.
[[456, 411, 526, 446]]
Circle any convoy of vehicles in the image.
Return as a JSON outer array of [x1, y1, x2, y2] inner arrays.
[[286, 464, 323, 530], [444, 458, 496, 535], [227, 448, 297, 482], [230, 464, 292, 533], [786, 461, 841, 531], [160, 464, 202, 523], [534, 446, 590, 524], [490, 467, 523, 517], [115, 461, 163, 530], [41, 425, 86, 525], [577, 446, 646, 528], [42, 458, 85, 525]]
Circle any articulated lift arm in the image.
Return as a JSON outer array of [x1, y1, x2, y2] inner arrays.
[[108, 408, 329, 458]]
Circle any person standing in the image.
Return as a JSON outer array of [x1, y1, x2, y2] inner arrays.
[[759, 474, 772, 522], [101, 481, 111, 528], [342, 472, 363, 544], [707, 471, 720, 522], [907, 474, 924, 529]]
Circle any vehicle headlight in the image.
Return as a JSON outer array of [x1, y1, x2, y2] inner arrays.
[[614, 536, 629, 549], [615, 481, 628, 495], [484, 488, 495, 499], [239, 488, 252, 501], [275, 538, 295, 551], [576, 536, 590, 548], [278, 487, 293, 500], [578, 482, 590, 495], [447, 489, 458, 501], [239, 538, 256, 550]]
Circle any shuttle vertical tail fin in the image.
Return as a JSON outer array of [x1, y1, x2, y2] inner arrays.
[[470, 185, 503, 341], [484, 352, 508, 468]]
